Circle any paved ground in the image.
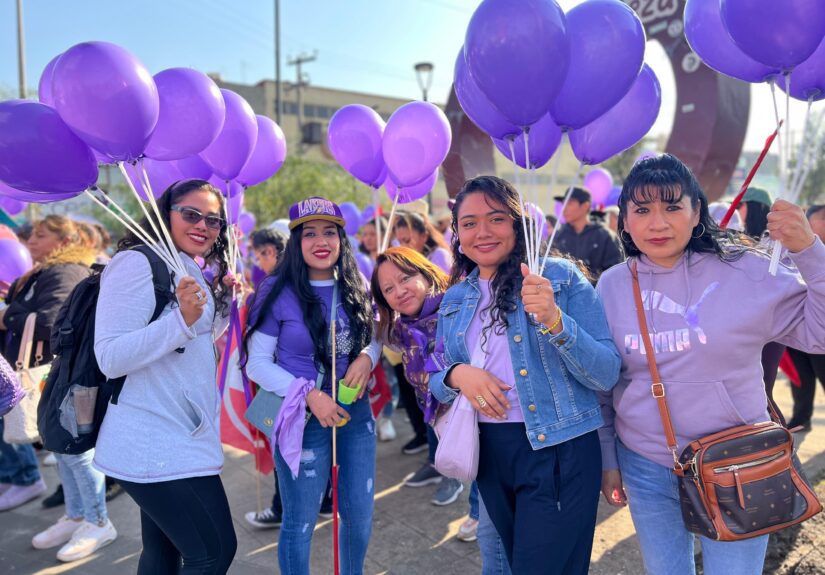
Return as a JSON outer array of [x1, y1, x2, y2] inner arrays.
[[2, 378, 824, 575]]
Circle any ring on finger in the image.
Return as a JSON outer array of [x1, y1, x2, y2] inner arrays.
[[196, 291, 205, 301], [475, 395, 488, 408]]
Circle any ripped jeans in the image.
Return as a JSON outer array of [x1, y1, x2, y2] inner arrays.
[[274, 396, 376, 575]]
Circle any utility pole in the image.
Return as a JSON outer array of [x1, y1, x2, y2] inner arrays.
[[288, 51, 317, 152], [274, 0, 282, 125], [16, 0, 27, 98]]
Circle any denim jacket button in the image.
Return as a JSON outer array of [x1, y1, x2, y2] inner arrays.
[[537, 434, 546, 442], [519, 369, 528, 377], [528, 404, 537, 412], [556, 338, 567, 346], [513, 335, 522, 343]]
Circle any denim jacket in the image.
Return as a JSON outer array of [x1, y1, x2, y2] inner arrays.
[[429, 258, 621, 450]]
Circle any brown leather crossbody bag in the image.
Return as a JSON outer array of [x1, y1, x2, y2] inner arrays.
[[630, 261, 821, 541]]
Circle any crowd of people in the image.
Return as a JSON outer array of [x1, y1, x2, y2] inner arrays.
[[2, 154, 825, 574]]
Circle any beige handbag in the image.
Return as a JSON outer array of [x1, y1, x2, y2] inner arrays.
[[3, 314, 50, 444]]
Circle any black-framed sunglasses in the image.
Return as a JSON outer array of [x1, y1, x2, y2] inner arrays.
[[171, 205, 225, 230]]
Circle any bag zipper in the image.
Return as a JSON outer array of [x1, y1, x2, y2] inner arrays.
[[713, 451, 785, 510]]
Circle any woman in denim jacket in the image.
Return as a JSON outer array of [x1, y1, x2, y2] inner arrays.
[[429, 176, 621, 575]]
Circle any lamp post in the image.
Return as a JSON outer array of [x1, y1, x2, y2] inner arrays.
[[414, 62, 435, 212]]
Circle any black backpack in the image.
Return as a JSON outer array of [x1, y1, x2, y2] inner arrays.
[[37, 246, 176, 454]]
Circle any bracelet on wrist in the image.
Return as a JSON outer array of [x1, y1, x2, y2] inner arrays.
[[539, 306, 562, 335]]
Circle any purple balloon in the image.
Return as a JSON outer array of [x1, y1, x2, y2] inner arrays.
[[0, 100, 98, 194], [38, 54, 61, 106], [327, 105, 386, 187], [175, 155, 213, 180], [778, 38, 825, 101], [209, 176, 244, 200], [583, 168, 614, 204], [570, 65, 661, 166], [453, 49, 521, 140], [144, 68, 226, 161], [125, 159, 184, 200], [360, 204, 377, 225], [684, 0, 778, 83], [356, 252, 374, 279], [52, 41, 159, 161], [721, 0, 825, 72], [238, 212, 256, 235], [236, 115, 287, 187], [493, 113, 562, 169], [200, 90, 258, 181], [385, 169, 438, 204], [0, 197, 25, 216], [0, 180, 81, 203], [465, 0, 569, 127], [0, 239, 33, 284], [226, 190, 243, 224], [339, 202, 362, 236], [383, 102, 451, 188], [549, 0, 645, 130], [606, 185, 622, 207]]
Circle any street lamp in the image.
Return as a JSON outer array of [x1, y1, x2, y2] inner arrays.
[[414, 62, 434, 102]]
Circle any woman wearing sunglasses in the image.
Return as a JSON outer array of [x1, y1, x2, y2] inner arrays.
[[94, 179, 238, 574], [244, 197, 381, 575], [429, 176, 621, 575]]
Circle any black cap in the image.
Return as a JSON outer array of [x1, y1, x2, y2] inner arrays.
[[553, 186, 591, 204]]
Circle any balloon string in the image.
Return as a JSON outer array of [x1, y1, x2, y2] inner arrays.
[[118, 162, 178, 270], [372, 184, 382, 255], [381, 194, 399, 253], [523, 129, 539, 272], [138, 159, 188, 275], [508, 137, 534, 271], [768, 80, 787, 276], [83, 189, 180, 273], [540, 161, 585, 276]]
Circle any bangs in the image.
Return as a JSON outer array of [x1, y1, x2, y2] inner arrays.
[[626, 181, 685, 206]]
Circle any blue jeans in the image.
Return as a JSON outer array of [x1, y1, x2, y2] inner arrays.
[[56, 450, 107, 524], [0, 419, 40, 486], [617, 442, 768, 575], [275, 397, 376, 575], [470, 482, 512, 575]]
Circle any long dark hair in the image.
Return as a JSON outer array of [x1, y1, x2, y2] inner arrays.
[[118, 178, 230, 316], [244, 222, 373, 374], [449, 176, 532, 342], [617, 154, 747, 263], [358, 216, 388, 256], [395, 212, 449, 258], [741, 200, 770, 240]]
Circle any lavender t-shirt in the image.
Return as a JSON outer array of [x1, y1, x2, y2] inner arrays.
[[253, 278, 353, 392], [465, 279, 524, 423]]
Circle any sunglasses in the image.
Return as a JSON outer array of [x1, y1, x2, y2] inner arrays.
[[171, 205, 225, 230]]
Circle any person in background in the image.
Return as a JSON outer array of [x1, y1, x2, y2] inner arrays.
[[0, 216, 95, 514], [786, 204, 825, 431], [708, 201, 743, 232], [93, 224, 112, 263], [598, 155, 825, 574], [434, 210, 452, 235], [431, 176, 621, 574], [604, 205, 620, 235], [545, 213, 558, 238], [554, 187, 622, 281], [248, 228, 288, 288], [393, 212, 453, 274], [736, 186, 772, 241]]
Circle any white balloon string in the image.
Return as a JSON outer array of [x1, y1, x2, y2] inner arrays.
[[540, 160, 585, 276], [372, 184, 382, 256], [118, 162, 168, 254], [221, 188, 237, 276], [523, 129, 537, 271], [508, 136, 534, 272], [768, 80, 788, 275], [381, 194, 399, 253], [137, 160, 188, 274], [83, 189, 179, 272]]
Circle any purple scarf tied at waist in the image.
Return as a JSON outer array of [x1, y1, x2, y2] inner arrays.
[[271, 377, 315, 479]]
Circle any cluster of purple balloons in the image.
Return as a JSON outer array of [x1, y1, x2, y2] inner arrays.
[[327, 102, 451, 205], [455, 0, 661, 168], [0, 41, 284, 231], [685, 0, 825, 101]]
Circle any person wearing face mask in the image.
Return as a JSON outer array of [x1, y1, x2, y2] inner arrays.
[[244, 197, 381, 575], [429, 176, 621, 574], [373, 246, 512, 574], [0, 216, 97, 515], [597, 155, 825, 574], [93, 179, 238, 574]]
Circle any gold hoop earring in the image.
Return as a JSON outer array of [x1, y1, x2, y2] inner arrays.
[[692, 223, 706, 238]]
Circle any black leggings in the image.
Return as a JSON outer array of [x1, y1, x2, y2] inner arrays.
[[395, 363, 426, 439], [119, 475, 237, 575]]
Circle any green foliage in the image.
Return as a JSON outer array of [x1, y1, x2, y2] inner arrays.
[[244, 157, 380, 226]]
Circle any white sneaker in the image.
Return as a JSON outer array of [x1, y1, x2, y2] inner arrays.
[[43, 453, 58, 466], [0, 479, 47, 511], [32, 515, 83, 549], [377, 417, 397, 441], [56, 519, 117, 562]]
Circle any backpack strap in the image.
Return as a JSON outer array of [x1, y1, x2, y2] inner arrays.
[[110, 245, 178, 405]]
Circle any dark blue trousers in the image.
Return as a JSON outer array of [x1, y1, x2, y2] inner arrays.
[[476, 425, 601, 575]]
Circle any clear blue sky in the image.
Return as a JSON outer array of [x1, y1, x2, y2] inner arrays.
[[0, 0, 813, 152]]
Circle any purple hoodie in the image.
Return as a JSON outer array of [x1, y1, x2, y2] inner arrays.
[[596, 238, 825, 469]]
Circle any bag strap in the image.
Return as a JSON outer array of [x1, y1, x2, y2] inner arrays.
[[16, 313, 36, 370], [314, 281, 339, 390], [629, 260, 683, 468]]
